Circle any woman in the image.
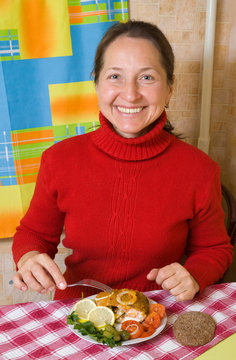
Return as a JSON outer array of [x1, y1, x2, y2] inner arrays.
[[12, 20, 233, 302]]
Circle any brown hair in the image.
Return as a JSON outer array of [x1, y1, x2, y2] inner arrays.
[[93, 20, 177, 136]]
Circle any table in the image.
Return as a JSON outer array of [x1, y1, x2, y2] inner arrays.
[[197, 333, 236, 360], [0, 283, 235, 360]]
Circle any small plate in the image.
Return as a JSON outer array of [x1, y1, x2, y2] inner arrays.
[[68, 295, 167, 346]]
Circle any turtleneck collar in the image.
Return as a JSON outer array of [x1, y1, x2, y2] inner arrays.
[[91, 110, 172, 161]]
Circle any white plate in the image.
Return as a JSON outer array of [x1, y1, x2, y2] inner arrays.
[[68, 295, 167, 346]]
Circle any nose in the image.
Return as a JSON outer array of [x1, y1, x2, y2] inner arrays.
[[121, 79, 142, 102]]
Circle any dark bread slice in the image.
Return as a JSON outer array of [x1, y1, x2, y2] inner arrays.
[[173, 311, 216, 346]]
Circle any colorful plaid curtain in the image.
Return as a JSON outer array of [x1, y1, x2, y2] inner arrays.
[[0, 0, 128, 238]]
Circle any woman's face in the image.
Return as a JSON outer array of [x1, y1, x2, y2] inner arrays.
[[95, 35, 173, 138]]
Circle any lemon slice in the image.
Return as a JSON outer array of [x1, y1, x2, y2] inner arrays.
[[88, 306, 115, 329], [73, 299, 96, 321]]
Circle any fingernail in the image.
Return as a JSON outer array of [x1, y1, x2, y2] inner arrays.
[[21, 285, 27, 291], [41, 289, 46, 294], [48, 286, 55, 292], [58, 282, 66, 289]]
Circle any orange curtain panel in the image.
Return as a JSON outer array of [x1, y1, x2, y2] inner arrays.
[[0, 0, 128, 238]]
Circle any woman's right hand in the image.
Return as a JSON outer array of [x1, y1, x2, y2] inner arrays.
[[13, 251, 67, 294]]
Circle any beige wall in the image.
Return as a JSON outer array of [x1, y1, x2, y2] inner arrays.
[[129, 0, 236, 197], [0, 0, 235, 305], [210, 0, 236, 196]]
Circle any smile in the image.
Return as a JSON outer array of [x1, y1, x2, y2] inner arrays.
[[117, 106, 143, 114]]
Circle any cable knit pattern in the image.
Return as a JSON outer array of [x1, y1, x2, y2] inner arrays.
[[103, 161, 142, 287]]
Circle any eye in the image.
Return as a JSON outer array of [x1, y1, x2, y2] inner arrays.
[[109, 74, 119, 79], [141, 75, 153, 80]]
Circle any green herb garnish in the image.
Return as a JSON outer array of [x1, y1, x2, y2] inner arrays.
[[67, 311, 124, 348]]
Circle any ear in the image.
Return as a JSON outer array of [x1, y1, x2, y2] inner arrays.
[[95, 82, 99, 94], [94, 75, 99, 93]]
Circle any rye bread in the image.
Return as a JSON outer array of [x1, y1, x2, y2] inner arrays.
[[173, 311, 216, 346]]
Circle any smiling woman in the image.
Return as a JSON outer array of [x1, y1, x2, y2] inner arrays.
[[93, 20, 175, 138], [12, 20, 233, 303], [95, 36, 173, 138]]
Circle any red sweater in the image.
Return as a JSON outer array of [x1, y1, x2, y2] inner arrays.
[[12, 111, 233, 299]]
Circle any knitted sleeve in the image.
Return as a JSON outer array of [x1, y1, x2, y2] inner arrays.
[[12, 151, 65, 266], [184, 165, 233, 292]]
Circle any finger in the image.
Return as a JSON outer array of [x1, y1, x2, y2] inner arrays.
[[168, 281, 188, 297], [146, 268, 159, 280], [21, 270, 45, 293], [169, 278, 199, 301], [155, 265, 176, 285], [30, 263, 57, 292], [161, 267, 189, 291], [37, 254, 67, 289], [174, 289, 195, 302], [161, 276, 181, 291], [13, 273, 28, 292]]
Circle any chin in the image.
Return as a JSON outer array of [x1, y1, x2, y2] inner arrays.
[[117, 130, 141, 138]]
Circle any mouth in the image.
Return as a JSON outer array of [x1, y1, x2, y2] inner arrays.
[[116, 106, 144, 114]]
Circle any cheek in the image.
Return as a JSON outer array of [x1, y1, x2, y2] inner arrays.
[[148, 85, 170, 106], [97, 85, 117, 106]]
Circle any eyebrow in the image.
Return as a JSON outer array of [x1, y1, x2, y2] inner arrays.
[[106, 67, 157, 72], [106, 67, 122, 71]]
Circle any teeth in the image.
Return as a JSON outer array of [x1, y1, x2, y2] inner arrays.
[[117, 106, 143, 114]]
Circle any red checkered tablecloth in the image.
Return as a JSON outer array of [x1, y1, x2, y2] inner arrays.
[[0, 283, 235, 360]]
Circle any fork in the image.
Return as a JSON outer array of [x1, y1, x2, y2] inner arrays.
[[9, 278, 113, 293], [67, 279, 113, 293]]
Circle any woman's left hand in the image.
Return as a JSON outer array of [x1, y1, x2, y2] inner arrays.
[[147, 263, 200, 301]]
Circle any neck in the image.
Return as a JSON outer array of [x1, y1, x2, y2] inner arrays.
[[91, 110, 173, 161], [113, 121, 157, 138]]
